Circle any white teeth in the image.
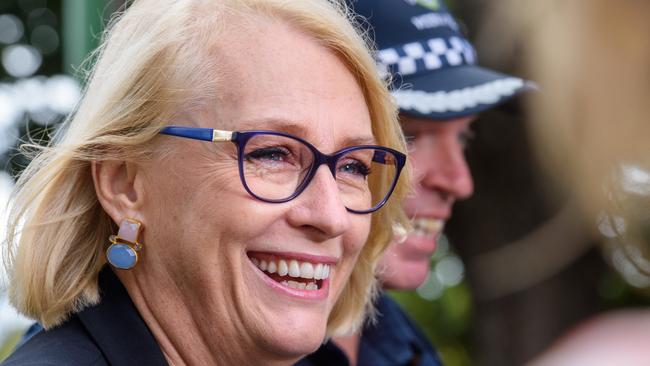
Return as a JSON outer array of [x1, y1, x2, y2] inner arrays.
[[314, 263, 324, 280], [267, 261, 277, 274], [285, 280, 308, 290], [251, 256, 331, 281], [299, 262, 314, 279], [278, 260, 289, 276], [285, 281, 319, 291], [288, 260, 300, 278], [411, 218, 444, 238]]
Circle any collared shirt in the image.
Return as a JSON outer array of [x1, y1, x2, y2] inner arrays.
[[2, 268, 168, 366], [296, 294, 443, 366]]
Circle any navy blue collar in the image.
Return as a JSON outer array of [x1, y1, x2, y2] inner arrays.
[[295, 294, 441, 366], [77, 267, 168, 366], [357, 295, 430, 365]]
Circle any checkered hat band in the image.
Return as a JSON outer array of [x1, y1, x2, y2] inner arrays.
[[377, 36, 477, 78]]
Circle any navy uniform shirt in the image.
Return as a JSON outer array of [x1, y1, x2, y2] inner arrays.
[[296, 294, 443, 366]]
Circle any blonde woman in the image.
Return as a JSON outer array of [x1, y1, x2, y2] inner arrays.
[[1, 0, 410, 365]]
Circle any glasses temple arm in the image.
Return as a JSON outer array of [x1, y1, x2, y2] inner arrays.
[[160, 126, 234, 142]]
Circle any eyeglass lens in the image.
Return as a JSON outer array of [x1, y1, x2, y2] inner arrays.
[[241, 133, 398, 212]]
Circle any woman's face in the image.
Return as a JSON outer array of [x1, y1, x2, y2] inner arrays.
[[138, 20, 373, 360]]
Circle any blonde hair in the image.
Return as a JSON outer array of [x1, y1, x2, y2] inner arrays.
[[4, 0, 409, 336]]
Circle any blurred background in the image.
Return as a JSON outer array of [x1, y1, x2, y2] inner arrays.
[[0, 0, 118, 359], [1, 1, 649, 365]]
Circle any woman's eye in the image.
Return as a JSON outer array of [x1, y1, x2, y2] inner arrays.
[[339, 161, 371, 177], [246, 147, 290, 162]]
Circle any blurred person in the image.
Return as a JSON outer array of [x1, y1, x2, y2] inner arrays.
[[507, 0, 650, 365], [0, 0, 411, 365], [297, 1, 533, 365]]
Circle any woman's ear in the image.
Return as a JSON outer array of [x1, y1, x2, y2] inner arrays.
[[92, 160, 145, 224]]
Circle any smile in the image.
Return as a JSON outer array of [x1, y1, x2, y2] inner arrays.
[[411, 218, 444, 238], [248, 254, 331, 291]]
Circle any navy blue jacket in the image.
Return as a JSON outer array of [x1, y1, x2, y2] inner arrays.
[[1, 268, 168, 366], [296, 294, 443, 366]]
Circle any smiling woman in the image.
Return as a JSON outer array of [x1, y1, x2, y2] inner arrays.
[[0, 0, 409, 365]]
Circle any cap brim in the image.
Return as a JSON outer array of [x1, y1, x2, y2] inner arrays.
[[391, 65, 536, 120]]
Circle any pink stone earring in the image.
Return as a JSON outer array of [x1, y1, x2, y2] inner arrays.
[[106, 218, 143, 270]]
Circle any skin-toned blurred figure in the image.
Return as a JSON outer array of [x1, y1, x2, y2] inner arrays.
[[519, 1, 650, 365], [297, 1, 534, 365]]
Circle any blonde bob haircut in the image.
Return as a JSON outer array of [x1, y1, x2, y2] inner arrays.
[[4, 0, 409, 335]]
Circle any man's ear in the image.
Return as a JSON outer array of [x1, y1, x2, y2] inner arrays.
[[92, 160, 145, 224]]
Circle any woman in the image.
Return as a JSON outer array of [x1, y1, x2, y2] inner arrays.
[[1, 0, 409, 364]]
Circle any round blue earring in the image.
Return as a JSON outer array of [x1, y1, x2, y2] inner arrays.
[[106, 218, 143, 270]]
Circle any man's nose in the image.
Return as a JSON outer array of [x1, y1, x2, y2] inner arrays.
[[415, 138, 474, 200]]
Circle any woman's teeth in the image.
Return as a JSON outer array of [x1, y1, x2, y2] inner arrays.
[[251, 257, 330, 290], [412, 218, 444, 238], [280, 280, 318, 290]]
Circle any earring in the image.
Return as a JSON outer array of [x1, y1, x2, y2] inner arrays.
[[106, 218, 143, 270]]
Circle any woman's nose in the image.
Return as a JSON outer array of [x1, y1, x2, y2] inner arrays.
[[286, 165, 351, 239]]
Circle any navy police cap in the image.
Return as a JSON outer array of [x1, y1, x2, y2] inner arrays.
[[352, 0, 535, 119]]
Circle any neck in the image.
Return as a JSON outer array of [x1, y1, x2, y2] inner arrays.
[[332, 332, 361, 366], [115, 270, 296, 366]]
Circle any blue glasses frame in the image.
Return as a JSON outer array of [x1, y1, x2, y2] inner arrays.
[[159, 126, 406, 214]]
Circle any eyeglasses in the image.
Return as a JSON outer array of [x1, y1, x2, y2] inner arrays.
[[159, 126, 406, 214]]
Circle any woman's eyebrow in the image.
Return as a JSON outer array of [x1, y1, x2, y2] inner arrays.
[[236, 118, 309, 135], [342, 135, 377, 146], [236, 118, 377, 146]]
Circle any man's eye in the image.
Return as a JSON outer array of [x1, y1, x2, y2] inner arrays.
[[459, 130, 475, 149], [405, 135, 417, 151]]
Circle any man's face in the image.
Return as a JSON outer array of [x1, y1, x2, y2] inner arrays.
[[379, 114, 476, 290]]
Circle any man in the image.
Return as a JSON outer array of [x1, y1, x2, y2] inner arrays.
[[297, 0, 534, 365]]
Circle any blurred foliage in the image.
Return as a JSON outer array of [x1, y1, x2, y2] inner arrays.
[[0, 0, 63, 176], [0, 330, 23, 362], [0, 0, 63, 79]]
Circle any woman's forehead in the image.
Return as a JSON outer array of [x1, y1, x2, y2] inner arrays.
[[196, 17, 374, 149]]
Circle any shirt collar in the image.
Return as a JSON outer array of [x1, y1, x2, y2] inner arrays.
[[358, 294, 425, 364]]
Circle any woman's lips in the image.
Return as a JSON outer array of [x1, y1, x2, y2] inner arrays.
[[247, 252, 334, 300]]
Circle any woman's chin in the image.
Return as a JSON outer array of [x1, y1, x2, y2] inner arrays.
[[257, 315, 327, 359]]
